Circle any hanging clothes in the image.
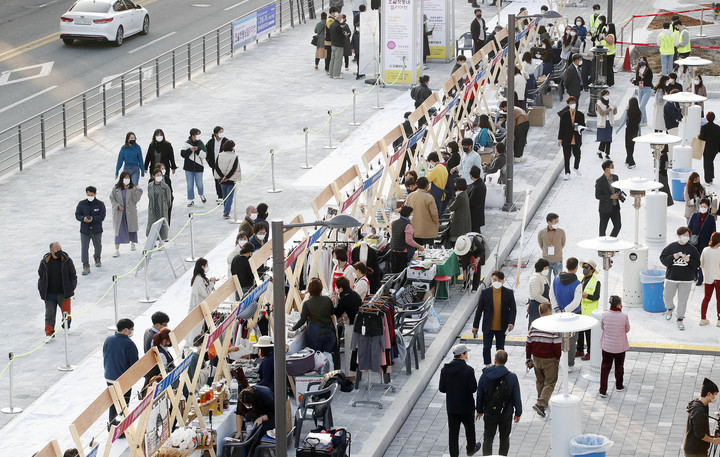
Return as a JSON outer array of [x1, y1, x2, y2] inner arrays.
[[352, 243, 382, 293]]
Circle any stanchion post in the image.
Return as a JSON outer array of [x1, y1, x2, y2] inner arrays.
[[228, 184, 243, 224], [139, 251, 157, 303], [1, 352, 22, 414], [185, 214, 199, 262], [402, 56, 406, 85], [58, 313, 75, 372], [349, 89, 361, 126], [107, 275, 119, 331], [700, 9, 706, 37], [267, 149, 282, 193], [374, 79, 383, 110], [324, 110, 336, 149], [630, 16, 634, 51], [301, 128, 312, 169]]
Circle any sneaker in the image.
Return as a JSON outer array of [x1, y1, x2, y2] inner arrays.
[[628, 164, 636, 169], [223, 213, 230, 219], [187, 200, 195, 207], [567, 365, 578, 373], [700, 319, 710, 326], [678, 319, 685, 330], [574, 168, 582, 176], [533, 404, 546, 417], [597, 151, 603, 159], [616, 385, 625, 391], [82, 265, 90, 276], [665, 309, 673, 320], [130, 242, 136, 251], [216, 198, 223, 204], [598, 391, 608, 398], [468, 442, 482, 456], [575, 350, 585, 357], [716, 320, 720, 327], [581, 353, 591, 361], [200, 195, 207, 203], [113, 250, 120, 258], [605, 154, 611, 160], [95, 258, 102, 268], [564, 173, 570, 181]]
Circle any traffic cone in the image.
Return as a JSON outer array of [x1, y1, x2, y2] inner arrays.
[[622, 48, 632, 72]]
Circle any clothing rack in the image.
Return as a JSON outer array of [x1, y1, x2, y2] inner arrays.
[[351, 370, 395, 409]]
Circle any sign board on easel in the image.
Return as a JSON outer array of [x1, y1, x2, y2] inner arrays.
[[144, 392, 170, 457], [424, 0, 454, 62], [381, 0, 422, 86], [137, 218, 185, 279]]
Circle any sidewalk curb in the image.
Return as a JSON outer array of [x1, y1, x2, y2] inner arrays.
[[359, 150, 564, 457]]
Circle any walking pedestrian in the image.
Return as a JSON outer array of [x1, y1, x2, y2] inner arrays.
[[103, 318, 138, 428], [329, 8, 344, 78], [109, 171, 143, 257], [75, 186, 106, 275], [471, 270, 517, 367], [631, 56, 653, 125], [550, 257, 582, 371], [213, 140, 242, 219], [683, 378, 720, 456], [577, 259, 600, 360], [439, 344, 481, 457], [595, 89, 617, 159], [653, 75, 670, 131], [557, 96, 585, 179], [38, 242, 77, 336], [564, 54, 584, 105], [657, 23, 677, 76], [314, 12, 328, 70], [527, 259, 550, 328], [661, 227, 701, 331], [538, 213, 566, 283], [595, 160, 622, 237], [674, 21, 691, 59], [598, 295, 630, 397], [153, 162, 174, 224], [422, 14, 433, 65], [467, 166, 487, 233], [205, 126, 228, 204], [144, 129, 177, 183], [475, 350, 522, 456], [684, 173, 706, 225], [700, 232, 720, 326], [689, 198, 716, 285], [389, 206, 424, 273], [146, 168, 172, 241], [614, 96, 641, 168], [405, 177, 439, 246], [471, 9, 486, 54], [526, 303, 561, 417], [180, 128, 207, 207], [115, 132, 144, 186], [699, 112, 720, 184]]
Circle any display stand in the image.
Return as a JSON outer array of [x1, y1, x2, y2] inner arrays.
[[351, 370, 396, 409], [136, 218, 186, 280]]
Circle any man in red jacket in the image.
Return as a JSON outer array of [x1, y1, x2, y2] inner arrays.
[[526, 303, 561, 417]]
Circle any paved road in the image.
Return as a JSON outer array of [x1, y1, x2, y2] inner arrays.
[[0, 0, 277, 131]]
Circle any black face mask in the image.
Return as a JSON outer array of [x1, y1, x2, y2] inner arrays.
[[129, 139, 136, 145], [463, 147, 471, 153]]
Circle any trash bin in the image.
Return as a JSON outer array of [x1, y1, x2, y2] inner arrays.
[[640, 269, 666, 313], [569, 434, 614, 457], [668, 168, 693, 201]]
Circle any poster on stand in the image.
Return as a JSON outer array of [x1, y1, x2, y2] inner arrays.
[[233, 13, 258, 49], [424, 0, 454, 61], [257, 4, 276, 35], [144, 392, 171, 457], [358, 9, 381, 76], [381, 0, 422, 87]]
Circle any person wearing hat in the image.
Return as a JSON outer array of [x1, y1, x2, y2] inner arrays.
[[525, 303, 561, 417], [455, 233, 485, 292], [576, 259, 601, 361], [253, 336, 275, 391], [599, 295, 630, 398], [684, 378, 720, 455], [472, 270, 517, 367], [439, 344, 481, 457]]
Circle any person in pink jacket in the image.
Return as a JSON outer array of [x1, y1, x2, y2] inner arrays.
[[599, 295, 630, 397]]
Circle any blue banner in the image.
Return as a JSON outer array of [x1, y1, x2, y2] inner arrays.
[[257, 4, 276, 35], [407, 127, 427, 149], [363, 168, 384, 191], [154, 353, 194, 397]]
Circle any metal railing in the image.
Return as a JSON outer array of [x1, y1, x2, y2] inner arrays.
[[0, 0, 317, 177]]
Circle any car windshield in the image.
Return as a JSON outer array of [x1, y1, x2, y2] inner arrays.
[[71, 1, 111, 13]]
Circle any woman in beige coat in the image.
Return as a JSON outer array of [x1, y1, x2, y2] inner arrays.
[[109, 171, 143, 257]]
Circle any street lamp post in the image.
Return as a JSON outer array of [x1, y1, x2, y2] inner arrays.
[[271, 214, 362, 457]]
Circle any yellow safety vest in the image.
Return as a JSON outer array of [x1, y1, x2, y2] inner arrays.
[[660, 32, 675, 55], [589, 13, 601, 34], [601, 34, 615, 56], [677, 29, 691, 53], [577, 273, 599, 316]]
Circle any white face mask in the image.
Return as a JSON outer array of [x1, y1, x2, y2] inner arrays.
[[570, 31, 576, 36], [155, 176, 163, 183], [711, 393, 718, 403], [492, 281, 502, 289], [669, 79, 675, 84], [238, 240, 248, 246], [249, 213, 257, 221], [551, 223, 559, 229], [694, 79, 700, 85], [217, 132, 225, 139], [87, 195, 95, 202], [456, 190, 462, 196], [576, 21, 582, 26], [602, 95, 610, 101], [680, 235, 690, 244], [700, 207, 709, 214], [569, 104, 576, 110], [128, 331, 134, 338], [155, 135, 164, 142], [123, 178, 131, 186], [203, 266, 209, 273], [409, 215, 414, 221], [161, 169, 166, 175]]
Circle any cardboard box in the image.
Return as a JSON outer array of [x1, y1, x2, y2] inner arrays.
[[528, 106, 546, 127], [541, 94, 553, 109]]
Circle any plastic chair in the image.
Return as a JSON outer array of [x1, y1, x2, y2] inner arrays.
[[223, 425, 263, 457], [253, 426, 295, 456], [401, 309, 431, 374], [293, 382, 338, 448], [456, 32, 474, 56], [434, 275, 452, 300]]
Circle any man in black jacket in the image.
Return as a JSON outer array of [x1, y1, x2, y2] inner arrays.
[[684, 378, 720, 456], [698, 111, 720, 184], [439, 344, 481, 457], [38, 242, 77, 336], [467, 166, 486, 233], [595, 160, 622, 237], [660, 227, 700, 331], [564, 54, 584, 104], [75, 186, 106, 275], [471, 270, 517, 366], [557, 96, 586, 179], [470, 9, 486, 53]]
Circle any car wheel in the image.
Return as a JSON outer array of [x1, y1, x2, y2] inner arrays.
[[114, 26, 124, 47], [142, 15, 150, 35], [63, 38, 74, 45]]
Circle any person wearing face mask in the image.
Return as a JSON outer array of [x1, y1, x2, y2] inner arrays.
[[38, 242, 78, 337], [588, 4, 602, 37], [549, 257, 582, 371], [103, 318, 138, 427], [190, 258, 217, 317], [180, 128, 208, 207], [249, 222, 267, 251], [144, 129, 176, 183], [213, 140, 242, 219], [700, 233, 720, 326], [685, 174, 707, 226], [109, 171, 143, 257], [560, 27, 575, 62], [152, 163, 174, 224], [448, 178, 471, 245], [233, 386, 275, 455], [467, 166, 487, 233], [664, 89, 684, 145], [525, 303, 560, 418], [538, 213, 566, 283], [205, 126, 228, 204], [328, 8, 345, 78], [595, 160, 622, 237], [600, 23, 616, 86], [595, 89, 617, 159], [631, 57, 653, 125], [591, 15, 607, 48], [115, 132, 144, 187], [558, 96, 586, 179], [439, 344, 481, 457], [673, 20, 691, 59], [699, 112, 720, 184], [539, 38, 554, 76], [231, 244, 257, 294], [227, 232, 249, 278], [564, 54, 584, 105], [684, 378, 720, 455], [390, 205, 424, 272], [75, 186, 106, 275], [598, 295, 629, 398], [689, 74, 707, 116], [573, 17, 587, 44], [238, 205, 258, 239], [146, 168, 172, 241], [667, 72, 684, 93], [576, 260, 600, 360], [688, 198, 716, 285], [660, 227, 701, 331], [653, 75, 670, 132], [657, 22, 678, 76], [340, 14, 353, 70], [472, 271, 516, 367], [527, 259, 550, 328], [470, 9, 486, 54], [497, 100, 529, 161], [331, 247, 355, 292]]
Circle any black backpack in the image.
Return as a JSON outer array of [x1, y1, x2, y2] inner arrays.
[[485, 373, 509, 415]]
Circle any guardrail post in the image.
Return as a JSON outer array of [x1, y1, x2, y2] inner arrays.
[[187, 43, 192, 81], [202, 36, 207, 73], [82, 93, 88, 136], [349, 89, 360, 126], [108, 275, 119, 330], [172, 50, 176, 88], [17, 126, 23, 172], [280, 0, 283, 31], [121, 75, 126, 116], [1, 353, 22, 414], [62, 103, 68, 147], [700, 9, 706, 37], [325, 110, 336, 149], [216, 29, 221, 65], [290, 0, 295, 27], [301, 127, 312, 169], [139, 66, 143, 106], [102, 84, 107, 125], [58, 313, 75, 371], [40, 114, 46, 159], [155, 58, 160, 97], [231, 27, 235, 58], [267, 149, 282, 193], [630, 17, 634, 53]]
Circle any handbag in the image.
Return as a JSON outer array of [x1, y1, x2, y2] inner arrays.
[[692, 137, 706, 160], [311, 35, 319, 46]]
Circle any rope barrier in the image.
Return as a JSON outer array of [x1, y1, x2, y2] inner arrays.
[[614, 41, 720, 49]]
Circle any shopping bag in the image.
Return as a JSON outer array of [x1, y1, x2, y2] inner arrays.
[[692, 137, 706, 160], [425, 305, 442, 333]]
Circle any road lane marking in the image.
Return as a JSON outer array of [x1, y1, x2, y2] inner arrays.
[[127, 32, 177, 54], [0, 86, 58, 115], [224, 0, 249, 11], [0, 62, 55, 86], [0, 33, 60, 60]]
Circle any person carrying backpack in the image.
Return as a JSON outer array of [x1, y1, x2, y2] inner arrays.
[[475, 349, 522, 456]]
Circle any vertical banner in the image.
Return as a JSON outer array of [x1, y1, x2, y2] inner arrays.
[[424, 0, 454, 61], [358, 9, 381, 76], [257, 4, 277, 35], [233, 12, 258, 50], [381, 0, 422, 86]]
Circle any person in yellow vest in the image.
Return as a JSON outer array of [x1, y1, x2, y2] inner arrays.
[[588, 4, 602, 37], [591, 13, 607, 47], [673, 20, 691, 59], [601, 23, 617, 86], [656, 22, 678, 76], [576, 259, 601, 361]]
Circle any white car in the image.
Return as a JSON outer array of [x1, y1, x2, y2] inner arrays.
[[60, 0, 149, 47]]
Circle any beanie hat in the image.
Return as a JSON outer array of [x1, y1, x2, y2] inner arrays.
[[703, 377, 718, 393]]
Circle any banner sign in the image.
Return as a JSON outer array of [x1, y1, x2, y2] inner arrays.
[[205, 279, 272, 350], [433, 94, 460, 126], [256, 4, 276, 35], [381, 0, 422, 85], [339, 168, 385, 213], [285, 238, 309, 270], [389, 141, 408, 166], [87, 444, 99, 457], [407, 127, 427, 149], [154, 353, 194, 398], [359, 9, 381, 76], [363, 168, 384, 191], [424, 0, 454, 60], [112, 391, 153, 442], [233, 13, 257, 49], [307, 226, 328, 246]]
